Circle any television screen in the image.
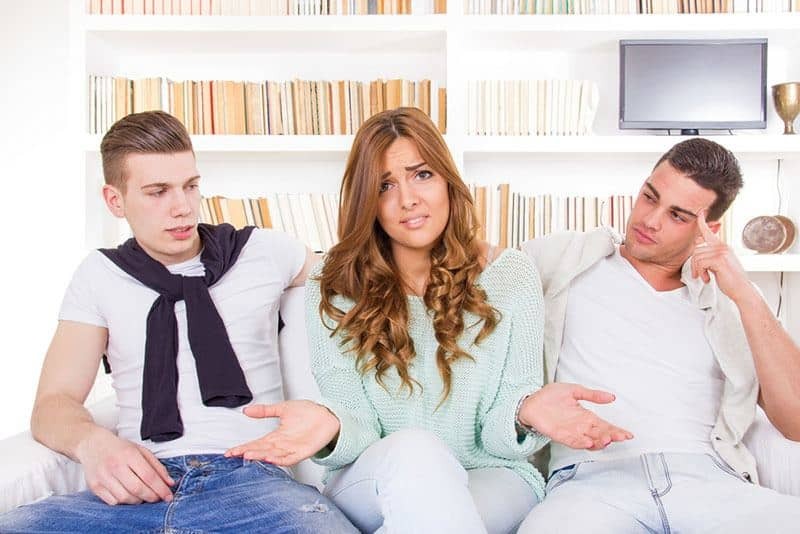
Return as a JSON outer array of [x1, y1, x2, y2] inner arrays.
[[619, 39, 767, 133]]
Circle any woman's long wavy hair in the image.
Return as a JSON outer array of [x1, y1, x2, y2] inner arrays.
[[317, 107, 499, 402]]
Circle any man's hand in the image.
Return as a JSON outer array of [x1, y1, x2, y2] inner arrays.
[[224, 400, 341, 466], [74, 427, 174, 506], [691, 210, 756, 305], [518, 383, 633, 450]]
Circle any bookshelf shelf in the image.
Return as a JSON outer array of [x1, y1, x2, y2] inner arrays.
[[739, 253, 800, 272], [455, 14, 800, 52], [461, 134, 800, 159], [82, 13, 449, 32], [84, 134, 358, 153]]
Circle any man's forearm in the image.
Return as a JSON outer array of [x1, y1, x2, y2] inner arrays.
[[31, 394, 109, 461], [736, 290, 800, 440]]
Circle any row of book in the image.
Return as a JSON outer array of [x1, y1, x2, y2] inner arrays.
[[471, 185, 634, 248], [467, 80, 599, 136], [87, 0, 446, 15], [464, 0, 798, 12], [201, 189, 636, 252], [201, 194, 341, 252], [89, 76, 447, 136]]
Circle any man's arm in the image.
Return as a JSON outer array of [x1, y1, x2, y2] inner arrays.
[[289, 247, 321, 288], [32, 321, 175, 504], [693, 211, 800, 441]]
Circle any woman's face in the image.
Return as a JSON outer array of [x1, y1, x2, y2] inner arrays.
[[376, 137, 450, 259]]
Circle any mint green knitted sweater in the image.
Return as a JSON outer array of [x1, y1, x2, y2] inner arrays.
[[306, 249, 548, 499]]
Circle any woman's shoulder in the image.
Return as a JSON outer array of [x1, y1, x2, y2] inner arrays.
[[478, 247, 541, 301]]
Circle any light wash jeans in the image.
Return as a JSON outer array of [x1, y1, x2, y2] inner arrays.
[[0, 454, 358, 533], [518, 451, 800, 534], [324, 428, 539, 534]]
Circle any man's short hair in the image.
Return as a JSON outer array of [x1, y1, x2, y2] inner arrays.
[[654, 138, 743, 221], [100, 111, 193, 192]]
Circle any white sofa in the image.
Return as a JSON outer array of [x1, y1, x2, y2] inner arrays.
[[1, 287, 799, 514]]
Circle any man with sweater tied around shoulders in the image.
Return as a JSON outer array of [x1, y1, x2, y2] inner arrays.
[[517, 138, 800, 533], [0, 111, 357, 533]]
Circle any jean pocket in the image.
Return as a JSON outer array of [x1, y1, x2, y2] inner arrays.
[[546, 463, 580, 492], [253, 459, 293, 480], [707, 454, 748, 483]]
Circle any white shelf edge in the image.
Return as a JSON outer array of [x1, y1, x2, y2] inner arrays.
[[739, 253, 800, 272], [85, 134, 356, 153], [461, 135, 800, 156], [80, 14, 448, 32], [456, 13, 800, 32]]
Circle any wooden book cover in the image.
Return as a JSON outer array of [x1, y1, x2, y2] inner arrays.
[[211, 80, 224, 134], [498, 184, 510, 248], [184, 81, 195, 134], [114, 77, 130, 121], [280, 81, 293, 135], [420, 79, 431, 117], [191, 81, 202, 135], [248, 198, 263, 227], [291, 80, 303, 135], [360, 82, 370, 124], [199, 197, 212, 225], [257, 197, 272, 229], [209, 196, 223, 224], [437, 87, 446, 134], [307, 81, 318, 135], [475, 186, 487, 241], [241, 197, 255, 226], [370, 81, 380, 119], [386, 79, 403, 110], [200, 80, 213, 134], [331, 80, 342, 135], [337, 80, 347, 135], [244, 81, 265, 134], [225, 80, 247, 135]]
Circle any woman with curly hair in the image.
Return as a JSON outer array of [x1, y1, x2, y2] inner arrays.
[[226, 107, 631, 533]]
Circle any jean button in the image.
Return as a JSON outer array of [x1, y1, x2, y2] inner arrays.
[[188, 459, 202, 467]]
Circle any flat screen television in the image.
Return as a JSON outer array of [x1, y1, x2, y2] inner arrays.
[[619, 39, 767, 134]]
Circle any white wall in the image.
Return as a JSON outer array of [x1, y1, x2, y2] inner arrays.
[[0, 0, 83, 439]]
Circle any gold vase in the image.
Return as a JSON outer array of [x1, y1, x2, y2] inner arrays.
[[772, 82, 800, 135]]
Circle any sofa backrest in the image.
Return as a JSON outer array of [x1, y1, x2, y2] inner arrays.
[[278, 287, 326, 489]]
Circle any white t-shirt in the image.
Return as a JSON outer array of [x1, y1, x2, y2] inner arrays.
[[549, 246, 725, 472], [59, 228, 305, 458]]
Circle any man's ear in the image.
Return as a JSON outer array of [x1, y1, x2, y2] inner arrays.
[[102, 184, 126, 219]]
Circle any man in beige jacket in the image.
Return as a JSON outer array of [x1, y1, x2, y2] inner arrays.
[[518, 138, 800, 533]]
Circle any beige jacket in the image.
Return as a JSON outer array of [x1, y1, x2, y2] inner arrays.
[[521, 228, 760, 483]]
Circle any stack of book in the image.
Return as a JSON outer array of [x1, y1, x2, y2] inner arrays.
[[201, 193, 340, 252], [466, 80, 598, 136], [470, 184, 634, 249], [464, 0, 797, 13], [89, 76, 447, 136], [88, 0, 446, 15]]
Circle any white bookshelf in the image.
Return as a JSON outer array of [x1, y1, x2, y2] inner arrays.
[[73, 6, 800, 274]]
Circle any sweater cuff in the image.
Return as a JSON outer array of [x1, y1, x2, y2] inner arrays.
[[487, 387, 551, 458], [311, 397, 374, 470]]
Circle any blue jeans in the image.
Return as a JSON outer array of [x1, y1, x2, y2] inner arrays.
[[517, 452, 800, 534], [0, 454, 358, 533]]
